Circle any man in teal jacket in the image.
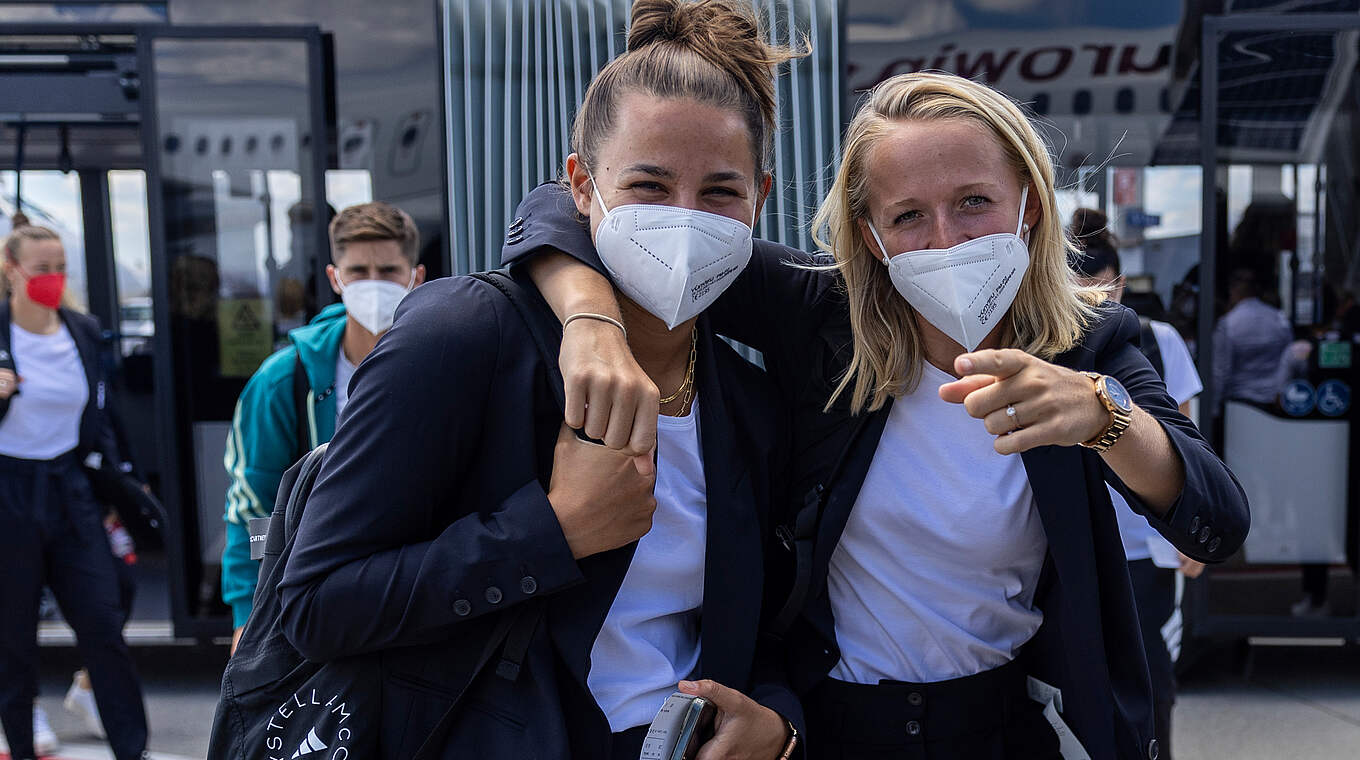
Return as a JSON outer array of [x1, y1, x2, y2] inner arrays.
[[222, 201, 424, 650]]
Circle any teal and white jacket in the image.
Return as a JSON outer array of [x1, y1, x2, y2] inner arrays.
[[221, 302, 347, 628]]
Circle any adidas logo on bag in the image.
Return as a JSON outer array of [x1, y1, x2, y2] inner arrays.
[[291, 727, 328, 758]]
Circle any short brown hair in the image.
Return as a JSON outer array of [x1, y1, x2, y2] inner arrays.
[[327, 201, 419, 266]]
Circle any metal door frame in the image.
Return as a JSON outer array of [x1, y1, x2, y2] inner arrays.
[[1191, 11, 1360, 644], [137, 24, 329, 639]]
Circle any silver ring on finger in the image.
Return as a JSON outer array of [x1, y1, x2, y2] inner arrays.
[[1005, 404, 1022, 433]]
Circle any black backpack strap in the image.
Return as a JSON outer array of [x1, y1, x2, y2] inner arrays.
[[291, 350, 312, 461], [470, 270, 568, 409], [1138, 316, 1165, 379], [410, 600, 545, 760], [768, 410, 874, 637], [0, 302, 16, 421]]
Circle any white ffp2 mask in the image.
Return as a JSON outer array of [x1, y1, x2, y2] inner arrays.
[[590, 174, 754, 330], [869, 187, 1030, 352], [338, 272, 415, 335]]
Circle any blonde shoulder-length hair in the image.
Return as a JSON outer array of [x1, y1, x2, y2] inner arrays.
[[813, 71, 1103, 414]]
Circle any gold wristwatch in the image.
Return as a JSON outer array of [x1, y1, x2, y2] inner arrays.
[[1078, 371, 1134, 453], [777, 718, 800, 760]]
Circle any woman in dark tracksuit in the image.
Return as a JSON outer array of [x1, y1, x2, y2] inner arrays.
[[506, 72, 1250, 760], [0, 224, 149, 760]]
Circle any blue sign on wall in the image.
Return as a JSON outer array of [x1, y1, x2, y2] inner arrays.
[[1316, 380, 1351, 418], [1280, 380, 1316, 417], [1125, 210, 1163, 228]]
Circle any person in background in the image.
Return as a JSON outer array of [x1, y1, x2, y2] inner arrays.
[[0, 223, 149, 760], [1070, 207, 1205, 760], [1212, 265, 1292, 414], [221, 201, 424, 653]]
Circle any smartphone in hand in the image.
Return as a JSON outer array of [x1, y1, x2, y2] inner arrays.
[[640, 692, 717, 760]]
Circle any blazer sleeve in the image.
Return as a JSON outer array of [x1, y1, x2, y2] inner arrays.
[[500, 182, 843, 379], [1097, 306, 1250, 562], [277, 278, 585, 662]]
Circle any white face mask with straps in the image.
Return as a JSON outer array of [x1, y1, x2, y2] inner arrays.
[[589, 172, 755, 330], [337, 271, 416, 336], [867, 186, 1031, 352]]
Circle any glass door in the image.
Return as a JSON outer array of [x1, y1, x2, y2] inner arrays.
[[138, 26, 329, 636], [1189, 12, 1360, 644]]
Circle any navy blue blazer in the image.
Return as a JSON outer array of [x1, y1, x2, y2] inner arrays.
[[276, 271, 802, 759], [502, 183, 1250, 760], [0, 303, 122, 466]]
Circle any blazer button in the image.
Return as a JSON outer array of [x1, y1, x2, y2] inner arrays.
[[520, 576, 538, 595], [905, 720, 921, 737], [1189, 515, 1201, 534], [1207, 536, 1221, 553], [907, 691, 923, 707], [453, 599, 472, 617], [485, 586, 504, 604], [1147, 737, 1160, 759], [1197, 526, 1212, 544]]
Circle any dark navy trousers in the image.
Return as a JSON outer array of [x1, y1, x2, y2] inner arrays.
[[0, 453, 148, 760]]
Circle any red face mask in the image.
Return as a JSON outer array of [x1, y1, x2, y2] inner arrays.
[[15, 268, 65, 310]]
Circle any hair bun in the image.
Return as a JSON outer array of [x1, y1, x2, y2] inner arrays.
[[1069, 207, 1116, 251], [627, 0, 757, 54]]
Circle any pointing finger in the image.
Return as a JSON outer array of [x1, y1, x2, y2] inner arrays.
[[938, 373, 995, 404], [955, 348, 1031, 380]]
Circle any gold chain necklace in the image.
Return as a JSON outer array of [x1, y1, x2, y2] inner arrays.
[[658, 327, 698, 406]]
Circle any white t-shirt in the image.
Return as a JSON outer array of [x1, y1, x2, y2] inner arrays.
[[334, 350, 357, 421], [0, 323, 89, 460], [1112, 320, 1202, 564], [588, 397, 707, 731], [828, 362, 1048, 684]]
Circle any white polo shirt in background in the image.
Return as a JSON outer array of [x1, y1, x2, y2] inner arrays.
[[827, 362, 1048, 684], [588, 397, 707, 731]]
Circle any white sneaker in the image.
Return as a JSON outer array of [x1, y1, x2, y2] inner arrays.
[[1290, 597, 1328, 617], [64, 676, 106, 738], [33, 704, 61, 756]]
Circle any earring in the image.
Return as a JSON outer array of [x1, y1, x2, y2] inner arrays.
[[1022, 223, 1030, 235]]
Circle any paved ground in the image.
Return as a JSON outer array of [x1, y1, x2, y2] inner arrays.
[[4, 640, 1359, 759], [1173, 642, 1360, 760]]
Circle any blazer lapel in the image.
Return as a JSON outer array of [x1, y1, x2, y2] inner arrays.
[[812, 402, 892, 596], [1020, 344, 1099, 599], [693, 326, 762, 688]]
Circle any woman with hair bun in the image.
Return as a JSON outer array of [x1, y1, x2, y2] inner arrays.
[[508, 71, 1248, 759], [277, 1, 804, 758]]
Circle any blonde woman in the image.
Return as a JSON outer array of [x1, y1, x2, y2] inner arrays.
[[506, 72, 1247, 759], [0, 224, 149, 760]]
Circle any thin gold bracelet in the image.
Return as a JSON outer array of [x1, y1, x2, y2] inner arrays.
[[563, 312, 627, 340]]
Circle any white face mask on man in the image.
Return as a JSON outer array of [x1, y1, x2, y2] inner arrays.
[[868, 186, 1030, 352], [337, 271, 416, 335], [589, 172, 754, 330]]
